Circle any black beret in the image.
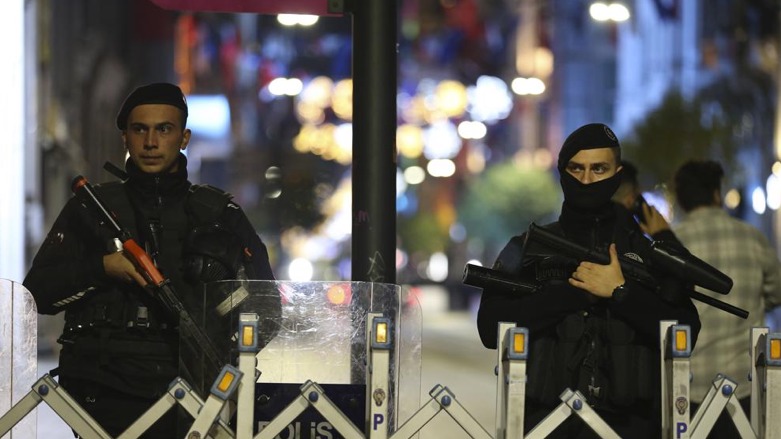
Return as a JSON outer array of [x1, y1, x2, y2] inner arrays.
[[116, 83, 188, 130], [557, 123, 620, 171]]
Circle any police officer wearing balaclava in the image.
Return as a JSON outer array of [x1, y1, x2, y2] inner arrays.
[[24, 83, 280, 438], [477, 123, 701, 437]]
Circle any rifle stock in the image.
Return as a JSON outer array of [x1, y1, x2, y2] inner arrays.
[[522, 222, 748, 319], [72, 175, 225, 387]]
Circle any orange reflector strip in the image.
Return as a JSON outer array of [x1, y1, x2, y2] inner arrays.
[[242, 326, 255, 347], [675, 329, 688, 351], [217, 372, 235, 393], [375, 322, 388, 344], [513, 333, 526, 354], [771, 339, 781, 360]]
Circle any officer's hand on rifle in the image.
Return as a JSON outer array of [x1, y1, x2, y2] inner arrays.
[[569, 243, 626, 299], [103, 251, 148, 287]]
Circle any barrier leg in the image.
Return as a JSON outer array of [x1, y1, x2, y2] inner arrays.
[[659, 320, 677, 437], [526, 389, 621, 439]]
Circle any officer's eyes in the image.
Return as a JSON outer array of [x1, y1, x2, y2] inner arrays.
[[157, 125, 174, 134], [566, 164, 584, 173]]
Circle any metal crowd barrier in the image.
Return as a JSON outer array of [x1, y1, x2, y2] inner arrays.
[[0, 279, 37, 439], [2, 277, 781, 438], [658, 322, 781, 439]]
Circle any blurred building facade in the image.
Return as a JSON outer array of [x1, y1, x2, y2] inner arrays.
[[21, 0, 781, 294], [611, 0, 780, 240]]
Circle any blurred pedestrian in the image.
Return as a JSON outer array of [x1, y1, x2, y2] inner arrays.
[[673, 159, 781, 438]]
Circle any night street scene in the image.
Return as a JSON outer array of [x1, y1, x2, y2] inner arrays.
[[2, 0, 781, 438]]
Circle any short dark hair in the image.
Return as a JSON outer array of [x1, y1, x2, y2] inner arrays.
[[674, 160, 723, 212]]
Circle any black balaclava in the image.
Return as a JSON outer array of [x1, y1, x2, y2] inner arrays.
[[558, 123, 622, 212]]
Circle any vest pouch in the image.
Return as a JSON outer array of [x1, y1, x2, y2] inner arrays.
[[604, 318, 654, 405], [525, 335, 557, 405], [526, 313, 586, 406], [58, 336, 178, 399]]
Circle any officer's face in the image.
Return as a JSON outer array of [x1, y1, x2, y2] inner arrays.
[[122, 104, 190, 174], [564, 148, 621, 184]]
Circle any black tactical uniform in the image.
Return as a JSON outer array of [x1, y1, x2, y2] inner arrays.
[[24, 154, 279, 437], [476, 123, 701, 438]]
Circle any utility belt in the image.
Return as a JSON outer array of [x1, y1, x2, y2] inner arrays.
[[62, 291, 173, 336], [59, 335, 176, 357]]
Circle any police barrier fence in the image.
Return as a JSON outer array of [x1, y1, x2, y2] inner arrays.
[[0, 279, 37, 439], [2, 279, 781, 438]]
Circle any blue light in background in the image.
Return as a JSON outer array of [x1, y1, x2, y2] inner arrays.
[[186, 94, 231, 138]]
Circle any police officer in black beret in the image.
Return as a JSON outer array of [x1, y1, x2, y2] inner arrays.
[[476, 123, 701, 437], [24, 82, 280, 437]]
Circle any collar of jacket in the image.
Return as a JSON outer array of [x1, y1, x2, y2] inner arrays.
[[124, 153, 191, 207]]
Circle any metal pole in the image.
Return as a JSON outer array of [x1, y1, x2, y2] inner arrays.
[[350, 0, 398, 284]]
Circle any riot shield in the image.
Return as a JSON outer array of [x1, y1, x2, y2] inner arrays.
[[0, 279, 37, 438], [182, 280, 421, 437]]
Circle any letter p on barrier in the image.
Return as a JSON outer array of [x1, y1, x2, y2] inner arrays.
[[676, 422, 688, 438], [373, 414, 384, 430]]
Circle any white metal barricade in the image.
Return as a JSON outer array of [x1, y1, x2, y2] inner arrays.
[[749, 327, 781, 439], [659, 320, 692, 438], [0, 279, 37, 439], [4, 280, 781, 438], [0, 281, 423, 439], [493, 322, 620, 439], [663, 325, 781, 439]]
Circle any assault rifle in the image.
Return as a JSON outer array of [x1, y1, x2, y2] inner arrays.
[[71, 175, 224, 390], [463, 223, 748, 319], [524, 223, 733, 295]]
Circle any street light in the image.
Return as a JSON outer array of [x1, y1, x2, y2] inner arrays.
[[511, 77, 546, 96], [589, 2, 630, 22]]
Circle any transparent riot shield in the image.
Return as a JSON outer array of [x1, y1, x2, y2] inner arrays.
[[181, 280, 421, 437], [0, 279, 38, 438]]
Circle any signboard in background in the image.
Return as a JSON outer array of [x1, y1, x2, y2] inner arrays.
[[149, 0, 345, 15]]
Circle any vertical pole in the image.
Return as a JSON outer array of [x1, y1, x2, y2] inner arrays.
[[350, 0, 398, 284], [0, 0, 25, 283]]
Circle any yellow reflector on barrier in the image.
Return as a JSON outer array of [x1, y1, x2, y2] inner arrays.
[[771, 338, 781, 360], [241, 325, 255, 347], [218, 371, 236, 393], [513, 332, 526, 354], [675, 329, 688, 352], [376, 322, 388, 344]]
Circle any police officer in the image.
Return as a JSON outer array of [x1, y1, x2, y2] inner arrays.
[[24, 82, 280, 438], [476, 123, 701, 438]]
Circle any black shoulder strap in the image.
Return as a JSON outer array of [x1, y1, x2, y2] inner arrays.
[[187, 184, 233, 225], [93, 182, 135, 230]]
